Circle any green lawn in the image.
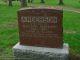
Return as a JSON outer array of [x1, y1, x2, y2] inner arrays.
[[0, 4, 20, 58], [0, 1, 80, 59], [31, 0, 80, 8], [0, 0, 80, 8], [63, 11, 80, 55]]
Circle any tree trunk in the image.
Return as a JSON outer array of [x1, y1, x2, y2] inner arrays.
[[8, 0, 12, 6], [59, 0, 64, 5], [28, 0, 30, 3], [28, 0, 33, 3], [20, 0, 27, 7], [41, 0, 45, 3]]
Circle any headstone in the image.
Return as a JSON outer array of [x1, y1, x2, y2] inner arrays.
[[18, 8, 63, 48], [13, 7, 69, 60]]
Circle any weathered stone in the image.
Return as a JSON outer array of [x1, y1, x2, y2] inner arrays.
[[13, 43, 69, 60]]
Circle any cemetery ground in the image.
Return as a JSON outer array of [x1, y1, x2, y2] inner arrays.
[[0, 0, 80, 60]]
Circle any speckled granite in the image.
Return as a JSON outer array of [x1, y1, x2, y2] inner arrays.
[[13, 43, 69, 60]]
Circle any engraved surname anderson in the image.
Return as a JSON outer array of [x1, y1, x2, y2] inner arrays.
[[21, 16, 58, 23]]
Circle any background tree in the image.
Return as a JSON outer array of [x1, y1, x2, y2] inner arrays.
[[20, 0, 27, 7], [41, 0, 45, 3], [8, 0, 12, 6], [28, 0, 45, 3], [28, 0, 30, 3], [59, 0, 64, 5], [28, 0, 33, 3]]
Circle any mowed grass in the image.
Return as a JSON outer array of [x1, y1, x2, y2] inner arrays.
[[29, 0, 80, 8], [0, 4, 20, 58], [0, 1, 80, 59], [63, 11, 80, 55], [0, 0, 80, 8]]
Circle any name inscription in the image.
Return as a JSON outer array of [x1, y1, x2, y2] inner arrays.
[[20, 16, 58, 38], [21, 16, 57, 23]]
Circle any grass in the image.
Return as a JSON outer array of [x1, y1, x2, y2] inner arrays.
[[0, 0, 80, 59], [0, 0, 80, 8], [0, 3, 20, 59], [26, 0, 80, 8], [63, 11, 80, 55], [27, 0, 80, 8]]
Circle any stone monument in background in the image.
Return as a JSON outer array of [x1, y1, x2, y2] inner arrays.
[[13, 7, 69, 60]]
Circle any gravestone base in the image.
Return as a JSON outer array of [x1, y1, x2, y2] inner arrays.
[[13, 43, 69, 60]]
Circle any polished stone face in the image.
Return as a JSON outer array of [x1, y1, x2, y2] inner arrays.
[[18, 8, 63, 48]]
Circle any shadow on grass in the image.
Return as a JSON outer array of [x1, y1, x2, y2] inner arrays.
[[69, 52, 80, 60]]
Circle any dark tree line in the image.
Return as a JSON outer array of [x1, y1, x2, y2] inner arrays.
[[8, 0, 12, 6], [28, 0, 45, 3], [8, 0, 64, 7], [59, 0, 64, 5], [20, 0, 27, 7]]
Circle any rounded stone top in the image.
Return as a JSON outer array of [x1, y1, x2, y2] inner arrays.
[[19, 6, 63, 11]]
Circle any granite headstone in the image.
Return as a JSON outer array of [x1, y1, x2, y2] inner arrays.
[[18, 8, 63, 48]]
